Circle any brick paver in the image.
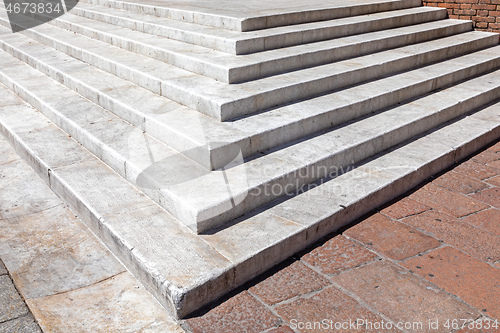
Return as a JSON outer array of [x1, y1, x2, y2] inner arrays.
[[344, 213, 441, 260], [380, 197, 431, 220], [274, 286, 397, 333], [453, 160, 498, 180], [401, 210, 500, 263], [433, 171, 489, 194], [300, 235, 378, 275], [186, 291, 281, 333], [0, 258, 42, 333], [402, 247, 500, 320], [333, 261, 478, 333], [184, 140, 500, 333]]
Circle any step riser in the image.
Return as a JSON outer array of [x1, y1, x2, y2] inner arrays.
[[0, 9, 464, 84], [196, 84, 500, 232], [77, 0, 422, 31], [69, 5, 448, 55]]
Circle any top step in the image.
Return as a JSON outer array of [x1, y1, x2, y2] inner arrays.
[[75, 0, 422, 31]]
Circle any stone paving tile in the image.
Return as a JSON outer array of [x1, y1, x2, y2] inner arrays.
[[410, 183, 489, 218], [453, 160, 499, 180], [344, 213, 441, 261], [0, 275, 29, 323], [0, 314, 42, 333], [0, 205, 125, 300], [460, 208, 500, 236], [333, 261, 479, 333], [469, 187, 500, 209], [248, 260, 329, 306], [402, 247, 500, 320], [28, 272, 184, 333], [432, 171, 489, 195], [186, 291, 281, 333], [401, 210, 500, 263], [275, 285, 398, 333], [300, 235, 378, 276], [380, 197, 431, 220]]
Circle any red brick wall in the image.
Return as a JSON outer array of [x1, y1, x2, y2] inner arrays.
[[423, 0, 500, 32]]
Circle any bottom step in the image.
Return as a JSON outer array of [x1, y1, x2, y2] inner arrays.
[[0, 82, 498, 318]]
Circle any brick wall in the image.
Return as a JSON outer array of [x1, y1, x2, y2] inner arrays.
[[423, 0, 500, 32]]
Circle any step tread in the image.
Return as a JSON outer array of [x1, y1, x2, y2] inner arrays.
[[2, 75, 498, 318], [69, 3, 447, 54], [1, 44, 499, 233]]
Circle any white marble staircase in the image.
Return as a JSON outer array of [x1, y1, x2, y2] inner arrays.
[[0, 0, 499, 319]]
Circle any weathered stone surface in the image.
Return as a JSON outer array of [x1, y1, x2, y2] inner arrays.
[[186, 291, 281, 333], [0, 315, 42, 333], [0, 275, 28, 323], [27, 272, 185, 333]]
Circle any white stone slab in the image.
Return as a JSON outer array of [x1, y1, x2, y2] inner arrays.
[[68, 4, 446, 54]]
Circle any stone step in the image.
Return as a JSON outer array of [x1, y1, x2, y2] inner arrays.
[[75, 0, 422, 31], [1, 76, 498, 319], [1, 7, 467, 84], [0, 19, 496, 122], [66, 3, 447, 55], [2, 44, 499, 233], [0, 21, 497, 171]]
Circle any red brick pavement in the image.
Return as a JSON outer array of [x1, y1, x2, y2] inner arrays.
[[183, 141, 500, 333]]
